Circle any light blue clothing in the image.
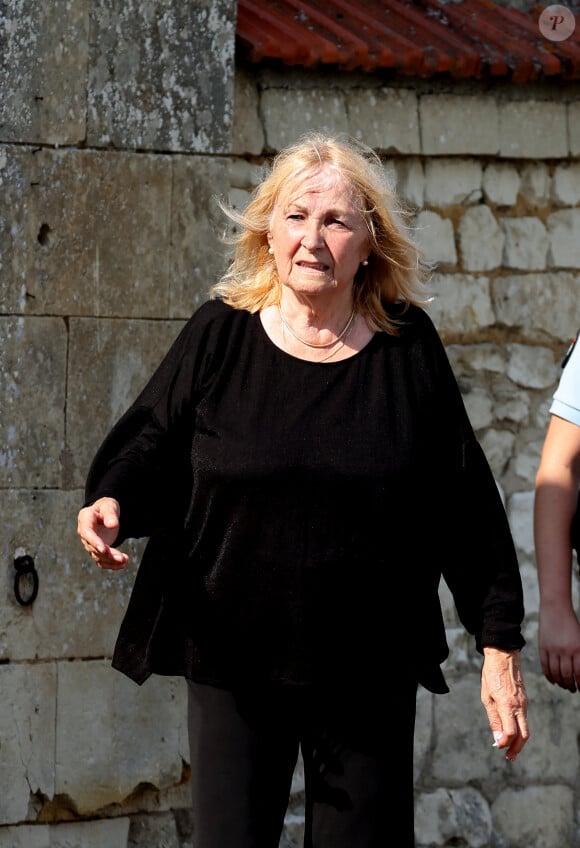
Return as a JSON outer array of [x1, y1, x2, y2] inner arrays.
[[551, 334, 580, 426]]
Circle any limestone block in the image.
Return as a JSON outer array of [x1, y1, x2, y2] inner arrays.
[[479, 430, 516, 482], [382, 160, 397, 194], [413, 211, 457, 266], [413, 686, 434, 784], [415, 787, 491, 848], [0, 826, 48, 848], [511, 673, 579, 783], [228, 188, 252, 221], [279, 757, 305, 845], [431, 674, 514, 784], [441, 628, 475, 673], [280, 816, 304, 848], [505, 343, 557, 389], [0, 316, 66, 488], [427, 274, 494, 334], [261, 89, 348, 151], [499, 101, 567, 159], [551, 163, 580, 206], [51, 819, 130, 848], [87, 0, 235, 153], [346, 88, 420, 154], [492, 273, 580, 341], [520, 162, 551, 207], [458, 206, 504, 271], [494, 390, 530, 425], [128, 814, 179, 847], [55, 661, 188, 814], [502, 217, 549, 271], [290, 752, 305, 797], [169, 156, 233, 318], [66, 317, 186, 489], [507, 491, 534, 557], [0, 0, 88, 145], [547, 209, 580, 268], [424, 159, 482, 207], [520, 561, 539, 618], [228, 158, 267, 191], [1, 148, 173, 317], [232, 69, 266, 156], [0, 489, 140, 661], [482, 163, 520, 207], [173, 810, 194, 848], [492, 785, 574, 848], [392, 158, 424, 210], [522, 619, 538, 672], [420, 94, 499, 156], [570, 101, 580, 157], [446, 343, 506, 376], [509, 440, 542, 487], [534, 391, 555, 429], [0, 663, 56, 824], [439, 579, 459, 626], [462, 388, 493, 430]]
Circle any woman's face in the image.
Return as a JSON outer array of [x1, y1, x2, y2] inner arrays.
[[267, 165, 370, 301]]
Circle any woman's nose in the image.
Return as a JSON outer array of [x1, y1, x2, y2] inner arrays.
[[301, 220, 324, 249]]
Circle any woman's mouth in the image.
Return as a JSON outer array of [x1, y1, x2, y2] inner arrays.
[[297, 261, 329, 271]]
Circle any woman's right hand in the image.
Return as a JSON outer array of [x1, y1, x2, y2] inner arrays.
[[77, 497, 129, 570]]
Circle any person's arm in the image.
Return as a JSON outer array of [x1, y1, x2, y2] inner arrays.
[[535, 414, 580, 691], [416, 311, 529, 755]]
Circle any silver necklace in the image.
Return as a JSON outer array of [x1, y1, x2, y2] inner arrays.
[[317, 338, 347, 363], [278, 307, 356, 349]]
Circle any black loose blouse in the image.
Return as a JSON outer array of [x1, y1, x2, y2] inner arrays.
[[85, 298, 525, 692]]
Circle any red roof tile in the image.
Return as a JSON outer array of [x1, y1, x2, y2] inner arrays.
[[236, 0, 580, 82]]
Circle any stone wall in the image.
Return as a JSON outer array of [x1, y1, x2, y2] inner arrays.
[[1, 3, 580, 846]]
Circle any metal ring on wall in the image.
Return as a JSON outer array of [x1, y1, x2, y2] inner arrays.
[[13, 553, 39, 607]]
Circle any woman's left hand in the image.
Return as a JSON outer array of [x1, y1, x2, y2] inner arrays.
[[481, 646, 530, 761]]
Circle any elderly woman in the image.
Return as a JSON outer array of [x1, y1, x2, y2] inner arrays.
[[78, 133, 529, 848]]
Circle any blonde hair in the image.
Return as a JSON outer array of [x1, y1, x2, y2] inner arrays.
[[210, 132, 432, 333]]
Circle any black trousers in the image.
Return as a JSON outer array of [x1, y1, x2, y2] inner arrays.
[[187, 679, 417, 848]]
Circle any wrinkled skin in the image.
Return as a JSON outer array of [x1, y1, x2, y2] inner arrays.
[[481, 647, 529, 761]]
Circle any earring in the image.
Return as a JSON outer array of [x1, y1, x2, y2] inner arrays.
[[362, 258, 369, 266], [268, 246, 274, 254]]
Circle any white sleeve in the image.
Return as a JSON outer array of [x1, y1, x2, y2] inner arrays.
[[550, 333, 580, 426]]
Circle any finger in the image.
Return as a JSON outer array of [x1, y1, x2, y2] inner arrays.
[[96, 559, 127, 571], [546, 653, 562, 687], [540, 650, 555, 684], [92, 552, 127, 570], [572, 658, 580, 693], [97, 506, 120, 529], [481, 701, 505, 748], [558, 657, 576, 692], [492, 705, 525, 750], [550, 656, 576, 692], [93, 548, 129, 569], [94, 498, 120, 521], [505, 714, 530, 761]]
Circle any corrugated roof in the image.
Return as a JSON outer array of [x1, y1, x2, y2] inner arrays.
[[236, 0, 580, 82]]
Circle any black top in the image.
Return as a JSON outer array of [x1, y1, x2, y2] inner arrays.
[[85, 298, 525, 692]]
